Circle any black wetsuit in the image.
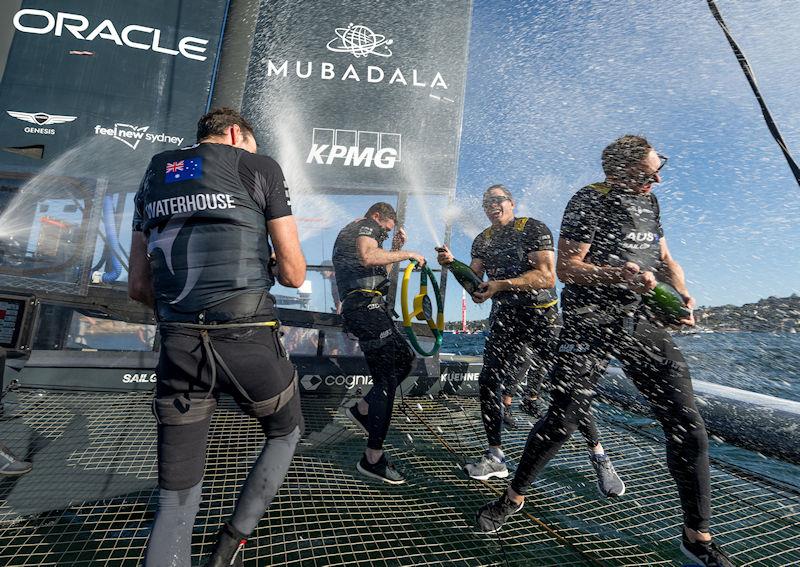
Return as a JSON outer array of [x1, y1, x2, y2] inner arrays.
[[133, 143, 302, 565], [333, 218, 415, 450], [511, 183, 711, 532], [472, 218, 600, 447]]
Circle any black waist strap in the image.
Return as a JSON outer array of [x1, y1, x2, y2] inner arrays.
[[157, 291, 272, 324]]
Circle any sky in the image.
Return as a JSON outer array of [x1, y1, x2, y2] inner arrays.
[[439, 0, 800, 322], [281, 0, 800, 321]]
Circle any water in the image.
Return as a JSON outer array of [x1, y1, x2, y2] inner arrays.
[[441, 330, 800, 486], [442, 331, 800, 401]]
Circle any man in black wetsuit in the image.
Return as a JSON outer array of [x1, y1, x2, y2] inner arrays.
[[437, 185, 623, 497], [128, 108, 306, 567], [333, 203, 425, 484], [476, 136, 733, 567]]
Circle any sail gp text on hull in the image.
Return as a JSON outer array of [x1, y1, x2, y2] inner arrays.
[[13, 9, 209, 61]]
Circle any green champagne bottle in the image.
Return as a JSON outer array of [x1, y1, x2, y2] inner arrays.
[[643, 282, 691, 324], [448, 258, 483, 295]]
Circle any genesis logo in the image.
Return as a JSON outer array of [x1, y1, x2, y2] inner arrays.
[[326, 23, 393, 58], [7, 110, 76, 135], [13, 9, 209, 61]]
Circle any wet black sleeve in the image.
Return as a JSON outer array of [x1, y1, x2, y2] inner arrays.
[[560, 188, 601, 244], [522, 220, 554, 253], [356, 218, 383, 242], [238, 153, 292, 220], [471, 233, 486, 260]]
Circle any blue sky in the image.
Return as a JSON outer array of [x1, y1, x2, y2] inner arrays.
[[272, 0, 799, 321], [438, 0, 800, 322]]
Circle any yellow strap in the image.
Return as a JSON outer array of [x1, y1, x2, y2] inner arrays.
[[514, 217, 529, 231], [526, 299, 558, 309], [588, 182, 611, 195], [346, 288, 383, 297]]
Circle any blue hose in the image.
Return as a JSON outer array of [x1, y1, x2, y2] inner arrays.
[[100, 194, 123, 283]]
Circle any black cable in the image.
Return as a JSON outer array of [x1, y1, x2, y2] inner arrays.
[[706, 0, 800, 187]]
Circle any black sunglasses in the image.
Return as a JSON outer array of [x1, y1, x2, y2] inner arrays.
[[482, 196, 509, 208], [640, 154, 668, 183]]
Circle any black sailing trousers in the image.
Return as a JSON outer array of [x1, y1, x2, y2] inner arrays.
[[511, 313, 711, 532], [479, 305, 600, 447]]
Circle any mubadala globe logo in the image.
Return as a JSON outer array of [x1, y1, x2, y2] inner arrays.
[[266, 22, 448, 90]]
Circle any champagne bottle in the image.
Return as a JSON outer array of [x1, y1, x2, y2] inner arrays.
[[448, 258, 483, 295], [643, 282, 691, 324]]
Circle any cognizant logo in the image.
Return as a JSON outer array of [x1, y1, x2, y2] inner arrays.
[[13, 9, 209, 61], [300, 374, 374, 391], [307, 128, 401, 169]]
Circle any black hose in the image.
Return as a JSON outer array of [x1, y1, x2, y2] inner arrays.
[[706, 0, 800, 187]]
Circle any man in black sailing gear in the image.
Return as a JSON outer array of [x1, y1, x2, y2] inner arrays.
[[333, 202, 425, 484], [437, 186, 622, 497], [476, 136, 734, 567], [129, 108, 306, 567]]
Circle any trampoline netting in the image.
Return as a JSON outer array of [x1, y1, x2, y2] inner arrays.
[[0, 388, 798, 566]]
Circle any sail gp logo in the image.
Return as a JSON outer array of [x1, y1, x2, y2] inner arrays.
[[94, 123, 184, 150], [307, 128, 401, 169], [265, 23, 448, 90]]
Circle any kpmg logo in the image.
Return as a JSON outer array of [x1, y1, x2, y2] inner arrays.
[[94, 123, 184, 150], [13, 9, 209, 61], [326, 23, 393, 58], [266, 24, 447, 90], [307, 128, 401, 169], [7, 110, 76, 136]]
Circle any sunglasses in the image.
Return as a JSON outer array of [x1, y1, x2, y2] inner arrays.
[[482, 196, 509, 208], [640, 154, 669, 184]]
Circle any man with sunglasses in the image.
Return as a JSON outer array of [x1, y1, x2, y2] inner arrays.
[[437, 186, 622, 497], [334, 202, 425, 484], [476, 136, 733, 567]]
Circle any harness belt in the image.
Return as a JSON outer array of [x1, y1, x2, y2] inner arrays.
[[345, 288, 384, 298], [155, 320, 297, 423]]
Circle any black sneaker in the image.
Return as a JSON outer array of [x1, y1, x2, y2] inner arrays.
[[476, 494, 524, 533], [344, 404, 369, 435], [203, 522, 246, 567], [680, 532, 735, 567], [0, 445, 32, 477], [356, 454, 405, 485], [502, 405, 518, 430]]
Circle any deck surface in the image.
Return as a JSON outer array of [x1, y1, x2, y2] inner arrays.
[[0, 388, 798, 566]]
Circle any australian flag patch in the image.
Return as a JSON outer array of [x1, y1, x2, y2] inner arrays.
[[164, 157, 203, 184]]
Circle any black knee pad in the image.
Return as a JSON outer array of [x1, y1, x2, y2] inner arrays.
[[393, 338, 415, 378]]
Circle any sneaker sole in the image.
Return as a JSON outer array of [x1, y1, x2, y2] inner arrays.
[[679, 542, 707, 566], [356, 461, 406, 485], [0, 467, 32, 477], [466, 468, 509, 481], [596, 478, 626, 498], [342, 406, 369, 436]]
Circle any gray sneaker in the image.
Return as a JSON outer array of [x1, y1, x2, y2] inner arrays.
[[464, 452, 509, 481], [590, 453, 625, 497], [0, 445, 32, 477]]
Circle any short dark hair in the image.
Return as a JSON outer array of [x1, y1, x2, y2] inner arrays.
[[365, 202, 397, 221], [196, 107, 255, 142], [601, 135, 653, 177], [484, 184, 512, 200]]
